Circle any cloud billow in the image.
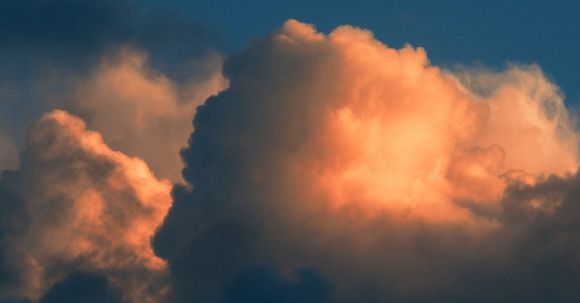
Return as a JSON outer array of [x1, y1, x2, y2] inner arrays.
[[1, 17, 580, 303], [0, 111, 172, 303], [153, 20, 580, 303]]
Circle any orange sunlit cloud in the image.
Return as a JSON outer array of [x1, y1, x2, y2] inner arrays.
[[255, 20, 578, 222], [145, 20, 580, 303], [0, 110, 172, 303], [2, 17, 580, 303]]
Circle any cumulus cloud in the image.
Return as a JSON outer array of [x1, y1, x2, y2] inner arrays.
[[2, 16, 580, 303], [0, 3, 226, 298], [70, 49, 226, 181], [153, 20, 580, 302], [0, 110, 171, 303], [0, 0, 223, 157], [0, 0, 228, 181]]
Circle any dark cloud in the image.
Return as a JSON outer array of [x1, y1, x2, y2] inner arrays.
[[0, 0, 226, 180], [0, 170, 27, 296], [493, 174, 580, 302], [222, 266, 334, 303], [39, 272, 126, 303]]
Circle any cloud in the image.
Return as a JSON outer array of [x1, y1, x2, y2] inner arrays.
[[153, 20, 580, 302], [0, 4, 226, 298], [0, 0, 223, 155], [0, 0, 220, 77], [38, 272, 125, 303], [222, 266, 334, 303], [1, 16, 580, 303], [0, 110, 171, 303], [69, 49, 226, 181], [0, 133, 17, 171]]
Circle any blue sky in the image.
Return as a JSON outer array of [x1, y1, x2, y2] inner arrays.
[[150, 0, 580, 104]]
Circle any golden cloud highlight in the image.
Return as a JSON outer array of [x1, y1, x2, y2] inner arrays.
[[275, 20, 578, 221]]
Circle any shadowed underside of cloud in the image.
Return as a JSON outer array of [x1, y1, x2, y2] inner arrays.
[[0, 0, 220, 80], [222, 266, 334, 303], [39, 272, 126, 303], [153, 20, 580, 303]]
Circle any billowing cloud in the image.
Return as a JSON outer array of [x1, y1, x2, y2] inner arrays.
[[0, 110, 171, 303], [70, 49, 226, 181], [0, 0, 223, 155], [0, 0, 228, 181], [153, 20, 580, 302], [0, 3, 226, 299], [2, 15, 580, 303]]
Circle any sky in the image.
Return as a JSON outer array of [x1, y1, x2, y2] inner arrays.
[[2, 1, 580, 303], [151, 0, 580, 104]]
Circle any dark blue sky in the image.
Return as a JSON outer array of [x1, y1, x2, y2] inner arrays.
[[149, 0, 580, 105]]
